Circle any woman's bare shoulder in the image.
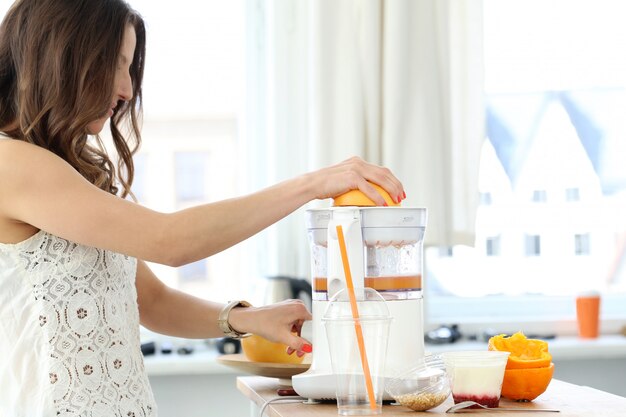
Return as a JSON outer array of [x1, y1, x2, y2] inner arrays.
[[0, 138, 83, 213], [0, 137, 116, 247], [0, 138, 72, 174], [0, 137, 47, 152], [0, 140, 49, 238], [0, 137, 42, 157]]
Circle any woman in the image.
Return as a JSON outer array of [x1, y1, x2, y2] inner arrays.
[[0, 0, 405, 415]]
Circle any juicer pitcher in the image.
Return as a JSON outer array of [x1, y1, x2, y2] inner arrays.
[[292, 206, 428, 401]]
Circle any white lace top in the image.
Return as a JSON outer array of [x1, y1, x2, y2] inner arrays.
[[0, 230, 157, 417]]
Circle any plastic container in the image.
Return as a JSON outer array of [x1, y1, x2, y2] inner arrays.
[[576, 290, 601, 338], [443, 351, 510, 408], [306, 207, 427, 302], [386, 354, 450, 411], [323, 288, 391, 415]]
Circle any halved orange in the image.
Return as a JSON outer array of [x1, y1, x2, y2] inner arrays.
[[333, 182, 400, 207], [241, 334, 305, 365], [488, 332, 552, 369], [501, 363, 554, 401]]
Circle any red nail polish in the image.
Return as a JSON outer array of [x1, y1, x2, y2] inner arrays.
[[302, 344, 313, 353], [383, 202, 388, 207], [403, 191, 406, 199]]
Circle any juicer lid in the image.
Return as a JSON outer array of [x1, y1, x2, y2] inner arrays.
[[306, 207, 427, 230], [322, 287, 391, 321]]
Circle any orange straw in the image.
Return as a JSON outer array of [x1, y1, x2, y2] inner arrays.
[[336, 225, 377, 411]]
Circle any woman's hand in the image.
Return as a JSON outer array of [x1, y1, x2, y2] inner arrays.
[[303, 156, 405, 205], [228, 299, 313, 356]]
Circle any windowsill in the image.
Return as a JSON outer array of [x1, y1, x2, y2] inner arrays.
[[144, 334, 626, 377], [425, 334, 626, 360]]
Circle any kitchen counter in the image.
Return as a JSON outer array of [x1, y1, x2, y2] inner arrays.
[[236, 376, 626, 417]]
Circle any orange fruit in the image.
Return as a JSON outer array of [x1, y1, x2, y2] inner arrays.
[[488, 332, 554, 401], [501, 363, 554, 401], [241, 334, 305, 364], [488, 332, 552, 369], [333, 182, 400, 207]]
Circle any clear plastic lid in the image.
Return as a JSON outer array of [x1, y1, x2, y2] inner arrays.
[[306, 207, 427, 230], [442, 350, 510, 367], [386, 354, 450, 411], [322, 287, 390, 321]]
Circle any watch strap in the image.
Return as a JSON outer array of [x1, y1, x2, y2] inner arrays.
[[217, 300, 252, 339]]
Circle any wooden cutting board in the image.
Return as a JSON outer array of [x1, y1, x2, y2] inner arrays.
[[237, 376, 626, 417], [217, 353, 311, 379]]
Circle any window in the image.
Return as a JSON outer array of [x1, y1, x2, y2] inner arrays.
[[425, 0, 626, 333], [479, 192, 493, 206], [574, 233, 591, 256], [485, 236, 501, 257], [532, 190, 547, 203], [565, 188, 580, 202], [524, 235, 541, 257], [132, 153, 148, 202], [179, 260, 208, 283], [114, 1, 246, 301], [175, 152, 210, 204]]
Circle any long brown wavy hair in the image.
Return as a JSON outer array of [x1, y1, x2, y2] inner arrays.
[[0, 0, 146, 198]]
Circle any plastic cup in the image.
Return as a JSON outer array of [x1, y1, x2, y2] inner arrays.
[[443, 351, 510, 408], [323, 288, 391, 415], [576, 291, 601, 338]]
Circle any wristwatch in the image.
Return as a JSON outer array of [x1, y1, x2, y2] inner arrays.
[[217, 300, 252, 339]]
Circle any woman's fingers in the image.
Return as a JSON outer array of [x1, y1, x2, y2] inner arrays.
[[249, 299, 313, 356], [284, 333, 313, 356], [314, 156, 405, 205], [356, 161, 405, 204]]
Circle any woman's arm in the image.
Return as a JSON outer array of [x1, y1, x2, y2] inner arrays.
[[136, 260, 312, 350], [0, 140, 403, 266]]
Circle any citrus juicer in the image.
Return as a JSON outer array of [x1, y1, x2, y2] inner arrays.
[[292, 205, 428, 400]]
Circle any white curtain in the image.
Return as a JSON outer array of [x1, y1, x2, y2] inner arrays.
[[244, 0, 484, 278]]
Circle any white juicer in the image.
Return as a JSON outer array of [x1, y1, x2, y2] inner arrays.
[[292, 206, 428, 400]]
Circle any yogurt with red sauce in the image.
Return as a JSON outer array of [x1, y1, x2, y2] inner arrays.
[[443, 351, 510, 408]]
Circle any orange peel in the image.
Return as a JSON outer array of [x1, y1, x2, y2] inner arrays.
[[333, 182, 400, 207], [488, 332, 552, 369], [488, 331, 554, 401], [501, 363, 554, 401]]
